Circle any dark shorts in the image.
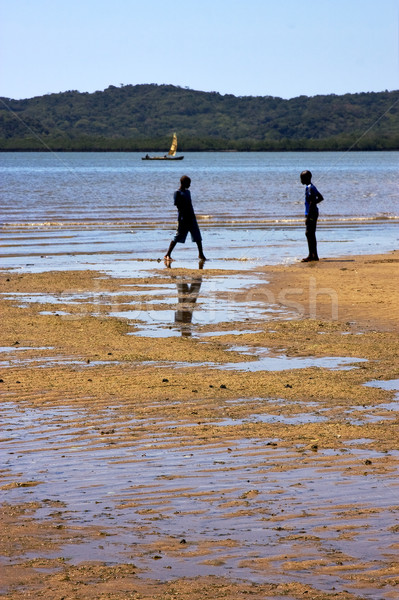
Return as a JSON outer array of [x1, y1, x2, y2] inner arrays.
[[305, 212, 318, 236], [173, 218, 202, 244]]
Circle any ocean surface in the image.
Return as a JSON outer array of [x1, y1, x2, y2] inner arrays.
[[1, 151, 398, 273]]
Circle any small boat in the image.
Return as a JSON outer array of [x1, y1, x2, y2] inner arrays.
[[142, 133, 184, 160]]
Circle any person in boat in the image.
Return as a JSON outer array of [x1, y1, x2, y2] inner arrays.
[[300, 170, 323, 262], [164, 175, 206, 262]]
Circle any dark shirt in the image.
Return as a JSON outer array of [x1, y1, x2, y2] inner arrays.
[[174, 189, 195, 220], [305, 183, 322, 217]]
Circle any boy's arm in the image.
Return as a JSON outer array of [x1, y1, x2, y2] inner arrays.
[[311, 186, 323, 204], [174, 190, 184, 210]]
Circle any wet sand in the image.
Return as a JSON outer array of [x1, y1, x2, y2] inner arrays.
[[1, 251, 399, 599]]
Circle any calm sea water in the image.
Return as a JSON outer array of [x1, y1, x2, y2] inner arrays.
[[1, 151, 398, 272], [1, 151, 399, 225]]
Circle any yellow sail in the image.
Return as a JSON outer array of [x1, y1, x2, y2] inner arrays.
[[168, 133, 178, 156]]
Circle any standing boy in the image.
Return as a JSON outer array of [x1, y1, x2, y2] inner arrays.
[[300, 170, 323, 262], [165, 175, 206, 262]]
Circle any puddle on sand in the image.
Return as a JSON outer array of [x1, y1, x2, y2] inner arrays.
[[0, 345, 43, 352], [199, 328, 263, 337], [203, 413, 327, 426], [0, 358, 117, 368], [363, 378, 399, 414], [0, 346, 116, 368], [151, 345, 366, 373], [111, 275, 289, 337], [365, 378, 399, 392], [224, 396, 398, 425], [221, 345, 366, 372], [1, 273, 295, 339], [122, 301, 277, 339], [0, 341, 365, 374], [341, 404, 398, 425], [1, 402, 398, 599], [0, 345, 62, 368]]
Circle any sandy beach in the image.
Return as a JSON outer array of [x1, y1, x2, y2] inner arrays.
[[1, 251, 398, 600]]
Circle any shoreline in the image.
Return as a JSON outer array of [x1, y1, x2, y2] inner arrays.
[[1, 221, 398, 280], [1, 250, 398, 599]]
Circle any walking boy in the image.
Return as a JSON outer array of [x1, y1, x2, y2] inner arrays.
[[300, 170, 323, 262], [165, 175, 206, 262]]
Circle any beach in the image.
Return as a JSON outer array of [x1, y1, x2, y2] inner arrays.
[[1, 249, 399, 600], [1, 150, 398, 598]]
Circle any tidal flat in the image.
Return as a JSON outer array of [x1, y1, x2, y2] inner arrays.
[[1, 252, 398, 600]]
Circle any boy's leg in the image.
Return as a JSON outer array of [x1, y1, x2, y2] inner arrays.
[[167, 221, 189, 260], [165, 240, 176, 259], [188, 219, 206, 261], [311, 236, 319, 260], [304, 217, 318, 261], [303, 218, 312, 261], [309, 216, 319, 260], [196, 240, 206, 261]]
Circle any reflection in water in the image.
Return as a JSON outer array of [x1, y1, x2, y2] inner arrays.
[[164, 261, 204, 337], [174, 276, 202, 337]]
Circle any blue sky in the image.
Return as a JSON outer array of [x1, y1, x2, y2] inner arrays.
[[1, 0, 398, 99]]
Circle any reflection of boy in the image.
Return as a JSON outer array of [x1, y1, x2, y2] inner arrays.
[[300, 170, 323, 262], [165, 176, 206, 262], [175, 276, 202, 337]]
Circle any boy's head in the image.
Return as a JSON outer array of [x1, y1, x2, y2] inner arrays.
[[300, 170, 312, 185], [180, 175, 191, 189]]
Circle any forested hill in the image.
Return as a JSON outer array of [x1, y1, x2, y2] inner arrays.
[[1, 84, 398, 151]]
